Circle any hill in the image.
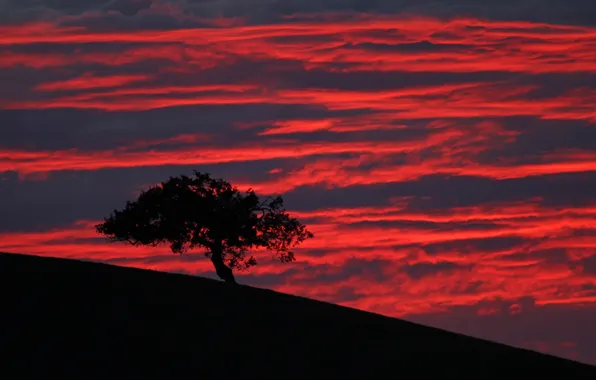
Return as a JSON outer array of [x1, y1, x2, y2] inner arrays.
[[1, 252, 595, 378]]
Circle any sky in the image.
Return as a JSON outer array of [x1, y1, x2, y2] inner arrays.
[[1, 0, 596, 364]]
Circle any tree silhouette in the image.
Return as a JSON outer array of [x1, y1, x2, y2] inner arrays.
[[95, 171, 314, 283]]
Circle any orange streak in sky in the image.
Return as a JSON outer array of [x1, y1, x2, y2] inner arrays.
[[34, 73, 152, 91], [2, 118, 596, 185], [1, 199, 594, 315], [0, 45, 231, 69], [1, 16, 595, 74], [3, 82, 594, 125], [244, 152, 596, 194], [0, 136, 441, 176]]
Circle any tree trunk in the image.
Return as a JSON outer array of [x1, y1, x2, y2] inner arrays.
[[210, 244, 236, 284]]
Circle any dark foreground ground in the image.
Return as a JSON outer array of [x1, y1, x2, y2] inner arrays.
[[1, 252, 595, 379]]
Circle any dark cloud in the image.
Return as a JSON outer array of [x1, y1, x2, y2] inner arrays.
[[105, 0, 152, 16], [582, 256, 596, 275], [285, 173, 596, 212], [1, 0, 151, 16], [0, 109, 394, 152], [2, 0, 596, 26], [0, 161, 280, 231], [423, 237, 527, 256], [43, 0, 108, 13], [506, 248, 572, 266], [403, 261, 471, 280], [181, 0, 596, 26], [0, 103, 329, 150], [485, 118, 596, 163]]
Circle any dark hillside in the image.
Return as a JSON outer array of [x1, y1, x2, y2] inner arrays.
[[1, 252, 595, 378]]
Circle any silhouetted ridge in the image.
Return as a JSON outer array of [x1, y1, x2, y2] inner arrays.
[[1, 252, 595, 378]]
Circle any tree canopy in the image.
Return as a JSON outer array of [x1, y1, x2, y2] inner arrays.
[[95, 171, 314, 283]]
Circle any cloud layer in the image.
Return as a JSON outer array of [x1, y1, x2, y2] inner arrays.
[[1, 0, 596, 365]]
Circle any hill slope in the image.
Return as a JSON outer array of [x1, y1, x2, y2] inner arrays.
[[1, 252, 595, 378]]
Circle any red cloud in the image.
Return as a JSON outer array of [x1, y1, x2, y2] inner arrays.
[[35, 73, 152, 91], [1, 11, 595, 364], [1, 15, 594, 74], [2, 199, 594, 316]]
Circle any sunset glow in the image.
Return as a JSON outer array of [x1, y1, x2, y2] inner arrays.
[[1, 0, 595, 365]]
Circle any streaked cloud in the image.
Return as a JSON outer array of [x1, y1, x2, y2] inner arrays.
[[1, 0, 596, 365]]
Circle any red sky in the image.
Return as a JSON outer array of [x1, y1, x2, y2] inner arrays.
[[1, 0, 596, 365]]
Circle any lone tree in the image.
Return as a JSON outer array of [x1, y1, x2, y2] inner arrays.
[[95, 171, 314, 283]]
